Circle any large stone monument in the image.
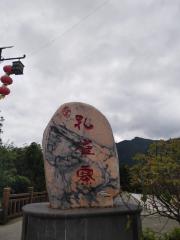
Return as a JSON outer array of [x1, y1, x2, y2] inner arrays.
[[42, 102, 120, 208], [21, 102, 142, 240]]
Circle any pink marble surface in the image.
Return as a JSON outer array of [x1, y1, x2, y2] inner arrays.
[[42, 102, 120, 208]]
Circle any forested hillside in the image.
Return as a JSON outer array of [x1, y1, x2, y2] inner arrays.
[[116, 137, 159, 167]]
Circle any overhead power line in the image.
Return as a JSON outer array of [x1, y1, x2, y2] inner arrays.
[[27, 0, 110, 59]]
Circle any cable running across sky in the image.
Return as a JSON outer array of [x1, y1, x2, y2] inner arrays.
[[26, 0, 110, 59]]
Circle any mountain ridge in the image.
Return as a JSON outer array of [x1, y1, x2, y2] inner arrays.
[[116, 136, 160, 167]]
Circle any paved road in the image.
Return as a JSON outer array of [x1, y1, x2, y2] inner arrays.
[[115, 194, 179, 237], [0, 197, 179, 240], [142, 214, 179, 236], [0, 217, 22, 240]]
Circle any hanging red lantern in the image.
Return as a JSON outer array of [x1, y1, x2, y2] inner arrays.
[[0, 86, 10, 98], [3, 65, 14, 75], [0, 65, 15, 99], [0, 76, 13, 85]]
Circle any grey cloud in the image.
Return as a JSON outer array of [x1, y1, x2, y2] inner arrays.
[[0, 0, 180, 146]]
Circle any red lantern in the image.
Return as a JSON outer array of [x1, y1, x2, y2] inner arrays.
[[0, 76, 13, 85], [3, 65, 14, 75], [0, 86, 10, 95]]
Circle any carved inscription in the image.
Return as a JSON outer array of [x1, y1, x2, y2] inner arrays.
[[77, 166, 95, 186]]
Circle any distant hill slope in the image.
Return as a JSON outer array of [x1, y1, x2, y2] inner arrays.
[[116, 137, 159, 167]]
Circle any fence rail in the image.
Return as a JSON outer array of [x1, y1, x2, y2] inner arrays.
[[0, 187, 49, 223]]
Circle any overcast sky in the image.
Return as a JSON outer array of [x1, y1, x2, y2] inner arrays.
[[0, 0, 180, 147]]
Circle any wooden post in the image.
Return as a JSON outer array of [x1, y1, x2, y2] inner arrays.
[[13, 201, 17, 214], [17, 201, 20, 213], [45, 186, 49, 202], [2, 188, 10, 223], [45, 186, 47, 202], [28, 187, 34, 204]]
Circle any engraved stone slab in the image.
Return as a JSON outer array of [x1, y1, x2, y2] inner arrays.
[[42, 102, 120, 208]]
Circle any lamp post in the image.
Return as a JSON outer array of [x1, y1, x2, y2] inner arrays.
[[0, 46, 26, 99]]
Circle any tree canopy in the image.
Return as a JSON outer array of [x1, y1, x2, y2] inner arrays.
[[130, 138, 180, 223], [0, 142, 46, 198]]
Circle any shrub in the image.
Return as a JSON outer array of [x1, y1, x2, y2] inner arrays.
[[141, 227, 180, 240], [141, 227, 156, 240]]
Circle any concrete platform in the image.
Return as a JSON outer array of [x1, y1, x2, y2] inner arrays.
[[0, 196, 179, 240], [1, 214, 179, 240], [21, 202, 142, 240]]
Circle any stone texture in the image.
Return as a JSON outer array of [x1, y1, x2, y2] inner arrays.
[[42, 102, 120, 208]]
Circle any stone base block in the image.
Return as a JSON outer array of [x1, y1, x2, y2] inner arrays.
[[21, 202, 142, 240]]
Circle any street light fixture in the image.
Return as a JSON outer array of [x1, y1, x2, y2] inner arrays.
[[0, 46, 26, 99], [0, 46, 26, 75], [11, 61, 25, 75]]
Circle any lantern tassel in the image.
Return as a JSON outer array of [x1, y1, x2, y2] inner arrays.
[[0, 94, 5, 99]]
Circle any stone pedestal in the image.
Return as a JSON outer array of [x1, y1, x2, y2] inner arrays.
[[21, 202, 142, 240]]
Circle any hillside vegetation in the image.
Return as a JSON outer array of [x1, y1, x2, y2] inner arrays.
[[116, 137, 159, 167], [0, 142, 46, 198]]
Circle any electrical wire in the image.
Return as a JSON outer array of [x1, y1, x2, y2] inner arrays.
[[26, 0, 110, 59]]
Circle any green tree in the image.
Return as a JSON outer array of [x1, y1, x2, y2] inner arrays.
[[24, 142, 46, 192], [0, 141, 46, 196], [0, 110, 4, 146], [130, 138, 180, 223], [120, 164, 132, 191], [0, 142, 16, 173], [9, 175, 31, 193], [11, 145, 27, 176], [0, 169, 10, 198], [0, 143, 16, 196]]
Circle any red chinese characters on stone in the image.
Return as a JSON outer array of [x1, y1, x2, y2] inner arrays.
[[77, 166, 95, 186], [84, 117, 93, 130], [75, 139, 95, 157], [74, 115, 83, 130], [74, 115, 93, 130], [62, 106, 71, 118]]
